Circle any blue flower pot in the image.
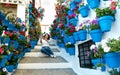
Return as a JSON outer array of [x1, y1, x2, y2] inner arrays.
[[67, 10, 74, 16], [70, 2, 77, 10], [73, 32, 80, 41], [63, 37, 70, 43], [90, 29, 102, 42], [14, 63, 18, 69], [59, 43, 65, 48], [79, 5, 89, 18], [78, 30, 87, 41], [87, 0, 100, 9], [69, 36, 75, 44], [104, 52, 120, 68], [91, 58, 105, 67], [2, 37, 10, 44], [5, 65, 14, 72], [19, 34, 25, 41], [98, 16, 114, 32], [65, 48, 69, 53], [20, 25, 25, 31], [74, 0, 81, 3], [68, 47, 75, 55], [29, 4, 32, 8], [69, 18, 78, 26], [2, 20, 9, 26], [0, 55, 8, 68], [29, 22, 32, 26], [10, 40, 19, 49]]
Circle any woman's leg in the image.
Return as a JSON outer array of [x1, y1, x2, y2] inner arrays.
[[41, 47, 51, 56], [45, 46, 54, 55]]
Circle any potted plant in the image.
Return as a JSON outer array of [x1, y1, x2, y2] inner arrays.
[[0, 45, 10, 68], [87, 0, 100, 9], [68, 14, 78, 26], [65, 42, 75, 55], [95, 7, 116, 32], [89, 19, 103, 42], [65, 24, 76, 44], [78, 3, 90, 18], [77, 20, 89, 41], [102, 37, 120, 68], [87, 44, 105, 71]]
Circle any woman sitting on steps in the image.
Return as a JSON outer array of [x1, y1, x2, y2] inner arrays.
[[40, 33, 56, 58]]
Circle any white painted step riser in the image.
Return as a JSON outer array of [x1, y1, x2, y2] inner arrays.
[[24, 52, 60, 57], [34, 46, 58, 49], [18, 63, 71, 69]]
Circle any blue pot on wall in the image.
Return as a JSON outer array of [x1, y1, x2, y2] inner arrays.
[[59, 43, 65, 48], [91, 58, 105, 67], [90, 29, 102, 42], [65, 48, 69, 53], [87, 0, 100, 9], [98, 16, 114, 32], [67, 10, 74, 16], [5, 65, 14, 72], [74, 0, 81, 3], [2, 37, 10, 45], [68, 47, 75, 55], [78, 30, 87, 41], [70, 1, 77, 10], [29, 4, 32, 8], [104, 52, 120, 68], [2, 20, 9, 27], [78, 5, 90, 18], [0, 55, 8, 68], [63, 37, 70, 43], [73, 32, 80, 41], [69, 36, 75, 44], [69, 18, 78, 26]]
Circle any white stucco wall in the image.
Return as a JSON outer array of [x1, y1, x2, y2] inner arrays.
[[17, 5, 26, 21], [60, 0, 120, 75]]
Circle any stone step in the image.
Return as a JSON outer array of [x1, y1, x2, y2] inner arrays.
[[18, 57, 71, 69], [24, 52, 60, 57], [20, 56, 67, 63], [13, 68, 77, 75], [31, 48, 60, 52]]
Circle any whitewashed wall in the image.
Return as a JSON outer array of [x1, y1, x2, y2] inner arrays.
[[17, 5, 26, 21], [60, 0, 120, 75]]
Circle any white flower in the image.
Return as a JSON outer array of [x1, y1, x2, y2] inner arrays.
[[2, 68, 7, 72], [67, 42, 71, 44], [90, 44, 96, 50], [104, 46, 110, 52]]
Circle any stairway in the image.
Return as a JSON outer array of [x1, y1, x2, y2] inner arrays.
[[13, 44, 77, 75]]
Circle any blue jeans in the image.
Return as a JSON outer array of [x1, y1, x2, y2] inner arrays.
[[41, 46, 54, 56]]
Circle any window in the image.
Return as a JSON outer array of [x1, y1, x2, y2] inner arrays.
[[78, 40, 95, 68]]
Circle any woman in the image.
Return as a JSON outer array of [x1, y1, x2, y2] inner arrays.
[[40, 33, 56, 57]]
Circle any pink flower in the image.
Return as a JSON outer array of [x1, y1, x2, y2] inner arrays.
[[4, 31, 9, 35], [0, 47, 4, 54]]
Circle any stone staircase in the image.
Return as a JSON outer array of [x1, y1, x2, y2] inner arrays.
[[13, 44, 77, 75]]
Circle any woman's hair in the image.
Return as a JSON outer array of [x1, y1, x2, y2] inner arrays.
[[43, 33, 50, 40]]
